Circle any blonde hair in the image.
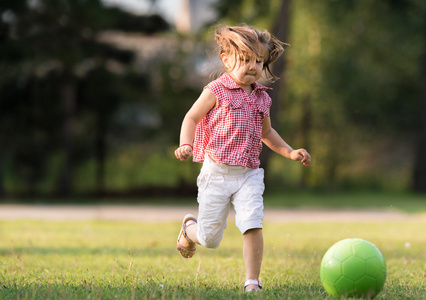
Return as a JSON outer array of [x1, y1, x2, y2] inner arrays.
[[214, 25, 287, 81]]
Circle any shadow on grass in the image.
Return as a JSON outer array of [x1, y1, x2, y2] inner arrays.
[[1, 271, 424, 299], [0, 282, 329, 300], [0, 246, 177, 257]]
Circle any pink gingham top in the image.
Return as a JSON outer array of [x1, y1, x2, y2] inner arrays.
[[193, 73, 272, 169]]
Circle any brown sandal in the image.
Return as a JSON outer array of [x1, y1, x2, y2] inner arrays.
[[176, 213, 197, 258]]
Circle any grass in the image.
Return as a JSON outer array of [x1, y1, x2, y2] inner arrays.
[[10, 190, 426, 215], [0, 209, 425, 299], [263, 190, 426, 213]]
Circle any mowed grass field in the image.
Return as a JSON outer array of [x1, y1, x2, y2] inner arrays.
[[0, 195, 425, 299]]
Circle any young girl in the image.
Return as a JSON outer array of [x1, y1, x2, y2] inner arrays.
[[174, 25, 311, 292]]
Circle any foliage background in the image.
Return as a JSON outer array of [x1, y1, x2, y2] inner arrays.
[[1, 0, 425, 200]]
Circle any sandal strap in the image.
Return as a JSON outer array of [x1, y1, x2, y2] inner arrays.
[[244, 279, 262, 289], [182, 214, 197, 244], [185, 220, 197, 227], [182, 223, 194, 244]]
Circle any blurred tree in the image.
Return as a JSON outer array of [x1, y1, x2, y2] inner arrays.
[[212, 0, 425, 191], [0, 0, 169, 197], [413, 2, 426, 192], [314, 0, 424, 189], [2, 0, 425, 197], [259, 0, 292, 178]]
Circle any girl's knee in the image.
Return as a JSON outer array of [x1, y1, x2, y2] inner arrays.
[[198, 233, 222, 249], [204, 239, 221, 249], [197, 219, 227, 249]]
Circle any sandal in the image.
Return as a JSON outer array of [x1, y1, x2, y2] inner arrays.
[[244, 279, 262, 292], [176, 213, 197, 258]]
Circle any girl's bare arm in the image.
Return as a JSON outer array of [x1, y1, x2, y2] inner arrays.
[[261, 116, 311, 166], [175, 89, 216, 161]]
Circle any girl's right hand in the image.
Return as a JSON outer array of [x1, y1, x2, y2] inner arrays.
[[175, 145, 193, 161]]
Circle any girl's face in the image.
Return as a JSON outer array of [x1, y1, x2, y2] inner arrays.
[[221, 44, 268, 92]]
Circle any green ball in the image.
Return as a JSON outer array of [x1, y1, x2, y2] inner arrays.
[[320, 238, 387, 298]]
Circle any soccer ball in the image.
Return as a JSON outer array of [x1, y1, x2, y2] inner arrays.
[[320, 238, 387, 298]]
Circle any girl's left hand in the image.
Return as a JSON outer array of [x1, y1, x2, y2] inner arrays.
[[290, 149, 311, 166]]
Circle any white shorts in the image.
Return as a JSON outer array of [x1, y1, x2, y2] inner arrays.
[[196, 156, 265, 249]]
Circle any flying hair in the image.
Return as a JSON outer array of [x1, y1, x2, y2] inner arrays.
[[214, 25, 288, 81]]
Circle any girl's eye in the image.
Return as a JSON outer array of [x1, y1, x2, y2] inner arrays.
[[241, 59, 263, 64]]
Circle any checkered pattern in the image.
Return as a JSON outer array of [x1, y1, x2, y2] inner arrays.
[[193, 73, 272, 169]]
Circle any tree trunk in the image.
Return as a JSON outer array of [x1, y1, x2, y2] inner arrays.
[[95, 114, 107, 195], [0, 143, 4, 199], [300, 95, 312, 188], [260, 0, 291, 174], [413, 17, 426, 192], [58, 81, 76, 196]]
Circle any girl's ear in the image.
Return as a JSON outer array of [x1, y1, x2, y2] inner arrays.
[[221, 53, 230, 69]]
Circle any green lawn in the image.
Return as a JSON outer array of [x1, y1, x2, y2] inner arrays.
[[1, 212, 425, 299], [263, 191, 426, 213]]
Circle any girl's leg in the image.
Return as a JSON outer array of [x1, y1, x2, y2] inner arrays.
[[185, 224, 199, 244], [243, 228, 263, 291]]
